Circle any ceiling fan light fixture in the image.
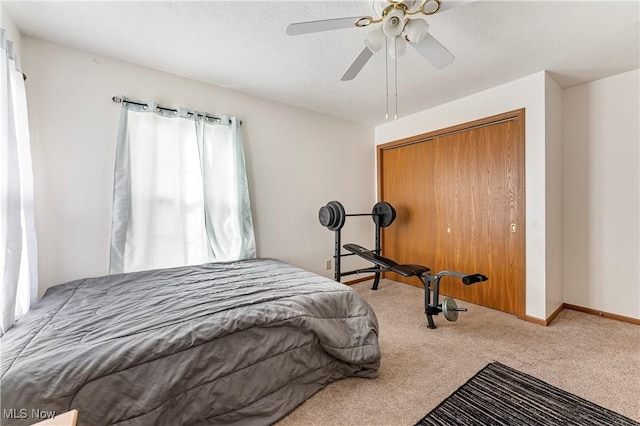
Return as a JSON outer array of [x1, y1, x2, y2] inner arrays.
[[365, 28, 386, 52], [382, 9, 406, 37], [404, 18, 429, 43], [388, 35, 407, 58]]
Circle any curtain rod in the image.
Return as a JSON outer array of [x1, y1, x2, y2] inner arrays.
[[111, 96, 242, 126]]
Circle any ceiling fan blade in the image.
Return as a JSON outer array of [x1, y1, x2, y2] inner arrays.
[[286, 16, 361, 36], [340, 46, 375, 81], [410, 33, 455, 69]]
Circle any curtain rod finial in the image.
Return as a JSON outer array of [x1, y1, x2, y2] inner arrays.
[[112, 96, 122, 104]]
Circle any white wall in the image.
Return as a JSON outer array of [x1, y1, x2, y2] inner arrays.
[[22, 37, 376, 296], [375, 72, 549, 320], [563, 69, 640, 319], [544, 73, 564, 317]]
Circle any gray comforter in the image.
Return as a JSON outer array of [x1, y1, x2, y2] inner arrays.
[[1, 259, 380, 425]]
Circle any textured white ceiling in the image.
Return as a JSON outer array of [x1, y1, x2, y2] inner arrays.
[[4, 0, 639, 126]]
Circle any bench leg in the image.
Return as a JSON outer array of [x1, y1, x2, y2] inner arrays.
[[426, 313, 437, 329], [371, 271, 380, 290], [422, 276, 437, 328]]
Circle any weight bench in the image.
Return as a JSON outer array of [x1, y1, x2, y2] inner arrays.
[[343, 243, 488, 329]]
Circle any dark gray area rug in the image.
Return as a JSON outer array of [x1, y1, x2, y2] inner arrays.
[[415, 361, 639, 426]]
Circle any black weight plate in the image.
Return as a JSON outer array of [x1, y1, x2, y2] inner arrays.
[[372, 201, 396, 227], [327, 203, 339, 229], [318, 205, 333, 227], [327, 201, 346, 231]]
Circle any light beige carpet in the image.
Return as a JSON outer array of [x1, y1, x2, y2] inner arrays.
[[277, 279, 640, 426]]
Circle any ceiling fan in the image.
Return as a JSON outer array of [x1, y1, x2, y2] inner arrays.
[[286, 0, 471, 82]]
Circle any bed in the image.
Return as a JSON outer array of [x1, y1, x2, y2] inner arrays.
[[1, 258, 380, 425]]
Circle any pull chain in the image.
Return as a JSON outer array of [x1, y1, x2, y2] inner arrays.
[[385, 37, 389, 120], [394, 37, 398, 120]]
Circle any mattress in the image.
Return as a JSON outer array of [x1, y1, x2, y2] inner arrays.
[[0, 259, 380, 425]]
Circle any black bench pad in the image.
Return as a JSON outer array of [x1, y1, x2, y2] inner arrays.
[[343, 244, 430, 277]]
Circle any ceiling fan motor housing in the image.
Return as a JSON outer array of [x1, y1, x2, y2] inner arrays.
[[371, 0, 417, 17]]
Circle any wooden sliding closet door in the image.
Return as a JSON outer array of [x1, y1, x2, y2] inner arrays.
[[379, 110, 525, 317]]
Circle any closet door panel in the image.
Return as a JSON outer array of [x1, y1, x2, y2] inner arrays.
[[379, 112, 525, 317]]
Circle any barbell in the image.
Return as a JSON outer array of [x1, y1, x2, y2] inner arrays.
[[318, 200, 396, 231]]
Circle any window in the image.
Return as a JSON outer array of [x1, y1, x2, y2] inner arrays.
[[109, 100, 255, 274]]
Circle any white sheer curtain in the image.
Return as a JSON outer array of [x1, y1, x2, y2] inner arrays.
[[198, 116, 256, 260], [1, 28, 38, 335], [110, 99, 255, 274]]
